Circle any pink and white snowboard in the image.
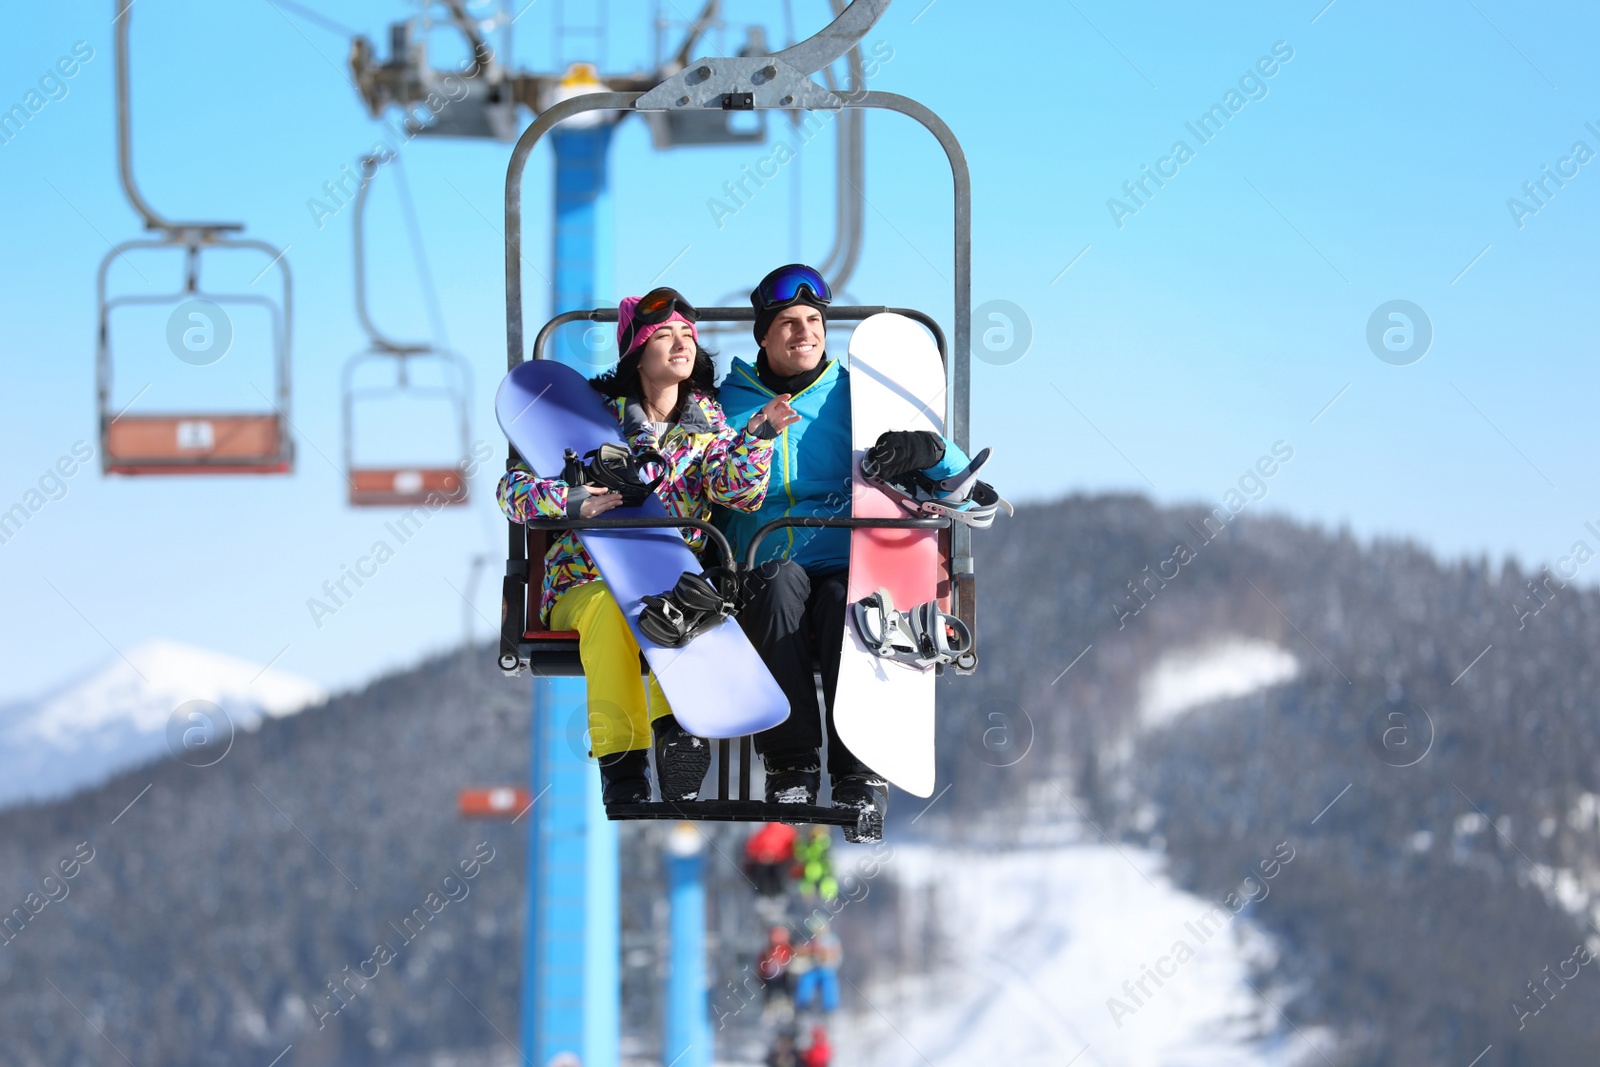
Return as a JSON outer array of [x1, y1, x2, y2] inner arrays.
[[834, 313, 945, 797]]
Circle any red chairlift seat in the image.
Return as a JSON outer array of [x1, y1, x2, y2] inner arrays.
[[349, 467, 469, 507], [105, 412, 290, 476], [458, 786, 534, 819]]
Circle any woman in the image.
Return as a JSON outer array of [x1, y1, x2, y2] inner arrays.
[[497, 287, 799, 804]]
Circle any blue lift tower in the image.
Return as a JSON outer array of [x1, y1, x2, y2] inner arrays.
[[522, 117, 622, 1067], [346, 7, 877, 1066]]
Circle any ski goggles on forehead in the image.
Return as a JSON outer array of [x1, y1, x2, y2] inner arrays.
[[634, 286, 698, 325], [754, 265, 833, 311], [622, 287, 698, 352]]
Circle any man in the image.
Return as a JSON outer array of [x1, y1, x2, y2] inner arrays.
[[716, 264, 978, 839]]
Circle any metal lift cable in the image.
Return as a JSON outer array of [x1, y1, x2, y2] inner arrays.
[[392, 154, 451, 348], [262, 0, 361, 40]]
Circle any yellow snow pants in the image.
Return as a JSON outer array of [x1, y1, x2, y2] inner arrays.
[[550, 580, 672, 758]]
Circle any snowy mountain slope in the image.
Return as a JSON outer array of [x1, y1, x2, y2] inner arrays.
[[1139, 638, 1298, 730], [835, 835, 1328, 1067], [1139, 633, 1299, 735], [0, 639, 325, 809]]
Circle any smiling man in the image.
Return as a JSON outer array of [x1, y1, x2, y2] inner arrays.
[[715, 264, 976, 840]]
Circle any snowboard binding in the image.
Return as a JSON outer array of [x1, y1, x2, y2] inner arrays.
[[638, 566, 741, 648], [561, 442, 666, 508], [861, 446, 1014, 530], [851, 588, 974, 671]]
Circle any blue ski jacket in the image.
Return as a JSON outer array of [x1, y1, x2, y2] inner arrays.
[[715, 354, 971, 574]]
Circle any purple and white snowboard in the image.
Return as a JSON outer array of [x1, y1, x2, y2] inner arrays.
[[495, 359, 788, 739]]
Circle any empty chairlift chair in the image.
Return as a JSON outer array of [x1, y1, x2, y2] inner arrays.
[[342, 348, 474, 506], [97, 0, 294, 476], [341, 154, 474, 508]]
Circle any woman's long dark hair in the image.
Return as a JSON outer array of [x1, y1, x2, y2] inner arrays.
[[590, 340, 718, 416]]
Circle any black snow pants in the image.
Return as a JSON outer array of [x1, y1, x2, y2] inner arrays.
[[739, 559, 868, 777]]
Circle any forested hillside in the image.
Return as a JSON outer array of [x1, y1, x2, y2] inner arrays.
[[5, 493, 1598, 1065], [931, 495, 1600, 1065]]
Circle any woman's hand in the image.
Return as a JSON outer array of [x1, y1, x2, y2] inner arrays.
[[747, 393, 801, 435], [577, 485, 623, 519]]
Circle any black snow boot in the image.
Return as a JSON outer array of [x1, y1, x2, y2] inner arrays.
[[653, 716, 712, 802], [831, 774, 888, 843], [764, 751, 822, 805], [599, 748, 651, 805]]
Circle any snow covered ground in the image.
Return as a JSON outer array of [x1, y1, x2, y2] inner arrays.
[[1139, 638, 1298, 730], [0, 638, 325, 809], [830, 833, 1328, 1067]]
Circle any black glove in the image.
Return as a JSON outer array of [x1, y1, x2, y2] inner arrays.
[[865, 430, 945, 478]]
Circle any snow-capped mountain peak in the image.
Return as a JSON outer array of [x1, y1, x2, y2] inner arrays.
[[0, 639, 326, 809]]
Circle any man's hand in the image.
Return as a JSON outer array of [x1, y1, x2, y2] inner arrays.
[[577, 485, 624, 518], [865, 430, 945, 478], [746, 393, 801, 436]]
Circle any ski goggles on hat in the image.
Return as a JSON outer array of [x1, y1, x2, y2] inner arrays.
[[753, 264, 833, 311], [621, 287, 698, 354]]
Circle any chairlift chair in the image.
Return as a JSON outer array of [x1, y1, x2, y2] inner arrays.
[[497, 0, 976, 825], [97, 1, 294, 476], [342, 348, 474, 507], [341, 154, 474, 508]]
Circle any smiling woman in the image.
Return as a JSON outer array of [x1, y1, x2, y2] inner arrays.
[[496, 288, 793, 805]]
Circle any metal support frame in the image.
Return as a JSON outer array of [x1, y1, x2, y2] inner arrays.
[[815, 0, 866, 294], [504, 87, 974, 644]]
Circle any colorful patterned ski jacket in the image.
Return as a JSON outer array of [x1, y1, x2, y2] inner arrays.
[[496, 390, 774, 624]]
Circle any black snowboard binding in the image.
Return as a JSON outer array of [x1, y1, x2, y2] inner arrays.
[[851, 588, 974, 671], [638, 566, 740, 648], [561, 442, 666, 508]]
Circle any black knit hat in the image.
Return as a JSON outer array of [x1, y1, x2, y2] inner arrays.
[[751, 264, 830, 345]]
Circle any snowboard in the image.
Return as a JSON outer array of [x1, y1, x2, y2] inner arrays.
[[833, 314, 944, 797], [495, 359, 789, 740]]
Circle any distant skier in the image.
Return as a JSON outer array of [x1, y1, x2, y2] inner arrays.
[[793, 921, 842, 1014], [765, 1028, 800, 1067], [800, 1023, 833, 1067], [716, 264, 1000, 838], [497, 288, 798, 805], [757, 925, 796, 1006], [795, 825, 837, 902], [745, 821, 798, 898]]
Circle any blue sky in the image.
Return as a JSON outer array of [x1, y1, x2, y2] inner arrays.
[[1, 0, 1597, 701]]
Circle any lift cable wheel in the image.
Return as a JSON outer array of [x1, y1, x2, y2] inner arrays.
[[97, 0, 295, 476], [341, 153, 474, 508]]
